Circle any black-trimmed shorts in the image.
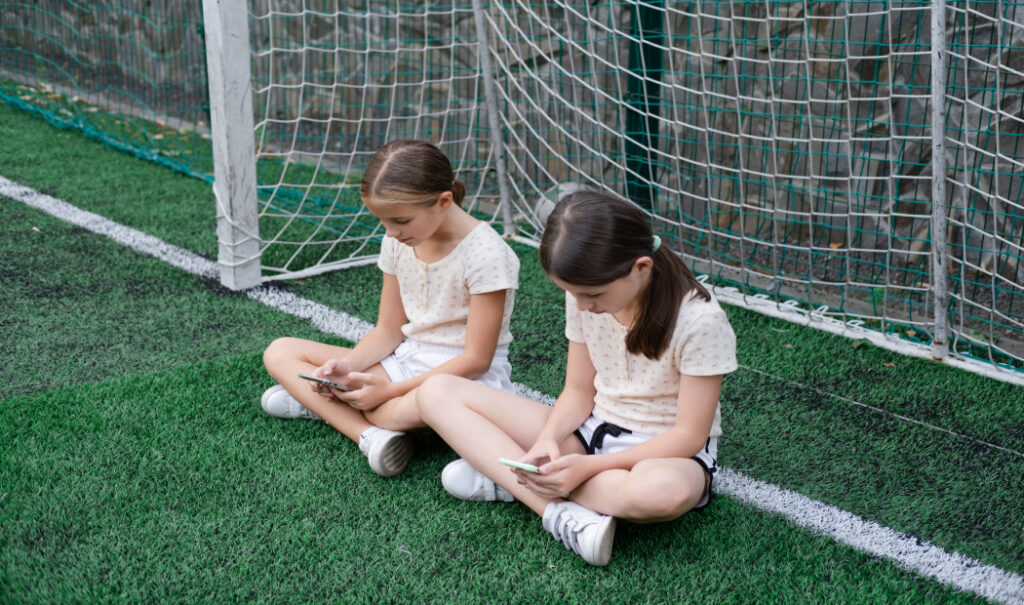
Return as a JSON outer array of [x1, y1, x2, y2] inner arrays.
[[572, 414, 718, 510]]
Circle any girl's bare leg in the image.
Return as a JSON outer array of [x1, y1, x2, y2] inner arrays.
[[570, 458, 708, 522], [363, 392, 423, 431], [418, 374, 706, 523], [416, 374, 584, 516], [418, 374, 707, 522], [263, 337, 391, 442]]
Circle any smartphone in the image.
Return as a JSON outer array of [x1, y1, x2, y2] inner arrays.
[[498, 457, 540, 473], [298, 373, 353, 392]]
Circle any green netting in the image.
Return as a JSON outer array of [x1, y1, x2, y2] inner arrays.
[[0, 1, 213, 179]]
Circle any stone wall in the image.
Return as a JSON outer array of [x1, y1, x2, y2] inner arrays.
[[0, 1, 208, 118]]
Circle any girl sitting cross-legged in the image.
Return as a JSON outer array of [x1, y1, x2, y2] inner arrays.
[[261, 139, 519, 477], [415, 191, 737, 565]]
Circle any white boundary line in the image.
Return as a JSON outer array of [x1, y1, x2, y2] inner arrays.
[[3, 175, 1021, 604], [0, 177, 375, 341], [714, 469, 1023, 604]]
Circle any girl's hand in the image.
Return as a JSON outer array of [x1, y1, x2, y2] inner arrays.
[[520, 439, 559, 468], [333, 371, 392, 411], [517, 453, 593, 499], [317, 358, 354, 380], [309, 358, 353, 400], [510, 440, 562, 498]]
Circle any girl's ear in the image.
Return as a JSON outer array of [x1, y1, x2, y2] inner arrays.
[[633, 255, 654, 276], [437, 191, 455, 210]]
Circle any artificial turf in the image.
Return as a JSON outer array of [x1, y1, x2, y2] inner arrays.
[[1, 99, 1020, 602], [0, 348, 986, 604]]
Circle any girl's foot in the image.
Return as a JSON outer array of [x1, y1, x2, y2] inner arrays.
[[441, 459, 514, 502], [542, 501, 616, 566], [261, 385, 320, 420], [358, 426, 413, 476]]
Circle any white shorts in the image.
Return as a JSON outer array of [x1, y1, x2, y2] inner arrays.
[[379, 339, 515, 393], [572, 414, 718, 510]]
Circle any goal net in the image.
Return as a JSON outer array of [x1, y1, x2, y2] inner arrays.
[[239, 0, 1024, 381], [1, 0, 1021, 383], [243, 0, 509, 279]]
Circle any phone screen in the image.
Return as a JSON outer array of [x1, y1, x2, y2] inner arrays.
[[297, 373, 353, 392], [498, 457, 540, 473]]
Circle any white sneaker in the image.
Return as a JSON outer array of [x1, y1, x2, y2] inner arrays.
[[441, 459, 514, 502], [542, 501, 616, 566], [261, 385, 320, 420], [358, 426, 413, 477]]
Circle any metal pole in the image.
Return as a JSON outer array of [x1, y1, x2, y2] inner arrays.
[[930, 0, 949, 359], [203, 0, 262, 290], [471, 0, 515, 238], [625, 1, 664, 211]]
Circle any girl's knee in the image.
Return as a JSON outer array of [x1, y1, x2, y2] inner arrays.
[[262, 337, 305, 374], [415, 374, 469, 421], [625, 463, 697, 521]]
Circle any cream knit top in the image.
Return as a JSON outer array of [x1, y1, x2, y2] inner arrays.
[[377, 222, 519, 348], [565, 290, 737, 436]]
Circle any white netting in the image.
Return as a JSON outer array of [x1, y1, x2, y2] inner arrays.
[[247, 1, 505, 278], [942, 0, 1024, 375], [239, 0, 1022, 381]]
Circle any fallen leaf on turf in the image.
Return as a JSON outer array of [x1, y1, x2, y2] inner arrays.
[[883, 363, 895, 367]]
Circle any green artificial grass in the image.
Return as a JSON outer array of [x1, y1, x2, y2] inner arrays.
[[0, 355, 984, 604], [2, 99, 1021, 601], [0, 105, 218, 261], [0, 201, 342, 400]]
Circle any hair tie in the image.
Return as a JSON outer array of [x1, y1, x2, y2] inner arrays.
[[652, 234, 662, 252]]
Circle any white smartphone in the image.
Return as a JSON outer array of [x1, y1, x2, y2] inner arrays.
[[297, 373, 353, 392], [498, 457, 540, 473]]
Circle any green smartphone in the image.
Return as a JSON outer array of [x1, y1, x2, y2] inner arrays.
[[498, 457, 540, 473]]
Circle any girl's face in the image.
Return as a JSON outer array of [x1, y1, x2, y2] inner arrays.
[[549, 257, 653, 316], [364, 193, 452, 247]]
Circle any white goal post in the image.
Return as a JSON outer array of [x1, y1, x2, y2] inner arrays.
[[203, 0, 263, 291]]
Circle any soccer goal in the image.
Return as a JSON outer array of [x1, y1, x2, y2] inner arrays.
[[1, 0, 1021, 383], [203, 0, 517, 288]]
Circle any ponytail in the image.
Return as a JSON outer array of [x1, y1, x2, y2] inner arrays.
[[451, 179, 466, 207], [629, 246, 709, 359]]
